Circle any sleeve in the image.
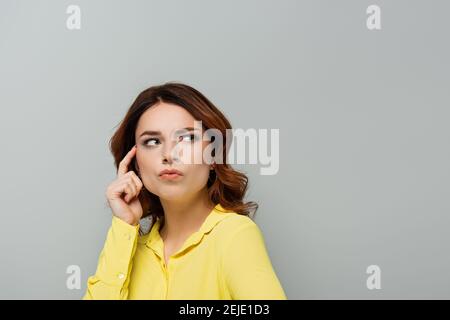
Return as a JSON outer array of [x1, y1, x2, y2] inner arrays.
[[221, 221, 288, 300], [83, 216, 140, 300]]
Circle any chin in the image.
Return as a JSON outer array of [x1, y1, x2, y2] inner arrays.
[[156, 188, 188, 201]]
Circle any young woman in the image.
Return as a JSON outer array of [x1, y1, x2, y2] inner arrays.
[[83, 82, 287, 300]]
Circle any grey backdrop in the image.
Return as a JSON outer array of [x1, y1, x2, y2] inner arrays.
[[1, 0, 449, 299]]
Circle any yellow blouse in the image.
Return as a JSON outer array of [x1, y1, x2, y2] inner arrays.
[[83, 203, 287, 300]]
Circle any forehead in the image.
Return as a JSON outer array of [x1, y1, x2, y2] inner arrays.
[[135, 102, 197, 135]]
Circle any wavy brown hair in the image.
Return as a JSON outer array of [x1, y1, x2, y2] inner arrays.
[[109, 81, 258, 227]]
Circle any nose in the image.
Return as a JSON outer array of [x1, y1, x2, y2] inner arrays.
[[161, 139, 180, 164]]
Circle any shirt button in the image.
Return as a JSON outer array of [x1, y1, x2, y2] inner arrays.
[[117, 273, 125, 280]]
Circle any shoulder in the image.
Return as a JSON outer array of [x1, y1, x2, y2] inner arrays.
[[212, 213, 264, 251], [214, 212, 257, 235]]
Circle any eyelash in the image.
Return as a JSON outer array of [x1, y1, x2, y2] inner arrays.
[[143, 134, 198, 147]]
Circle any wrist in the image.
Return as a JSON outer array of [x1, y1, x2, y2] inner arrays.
[[121, 216, 139, 226]]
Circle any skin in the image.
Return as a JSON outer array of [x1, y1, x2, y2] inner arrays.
[[105, 102, 215, 267]]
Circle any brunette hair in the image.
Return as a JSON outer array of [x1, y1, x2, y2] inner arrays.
[[109, 81, 258, 227]]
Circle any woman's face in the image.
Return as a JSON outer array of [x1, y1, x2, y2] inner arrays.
[[134, 102, 212, 202]]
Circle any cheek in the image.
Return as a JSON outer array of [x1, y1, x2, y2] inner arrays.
[[137, 150, 156, 171], [136, 153, 157, 186], [194, 165, 211, 181], [181, 165, 211, 190]]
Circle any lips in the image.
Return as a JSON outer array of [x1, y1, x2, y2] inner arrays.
[[159, 169, 183, 180], [159, 169, 183, 176]]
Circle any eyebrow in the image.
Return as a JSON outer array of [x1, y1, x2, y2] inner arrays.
[[139, 127, 200, 137]]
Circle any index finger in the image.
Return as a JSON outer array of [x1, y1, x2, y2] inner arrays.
[[117, 145, 137, 178]]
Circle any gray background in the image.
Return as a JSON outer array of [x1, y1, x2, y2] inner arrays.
[[0, 0, 449, 299]]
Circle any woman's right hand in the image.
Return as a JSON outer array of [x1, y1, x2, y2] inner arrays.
[[105, 145, 144, 226]]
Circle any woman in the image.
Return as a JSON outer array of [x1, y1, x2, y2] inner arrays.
[[83, 82, 287, 299]]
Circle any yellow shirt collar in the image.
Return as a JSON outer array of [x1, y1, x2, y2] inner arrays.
[[144, 203, 235, 259]]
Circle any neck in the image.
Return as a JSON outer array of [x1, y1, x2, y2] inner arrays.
[[159, 188, 215, 242]]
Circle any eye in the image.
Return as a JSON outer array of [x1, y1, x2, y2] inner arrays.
[[179, 133, 198, 142], [143, 138, 160, 146]]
